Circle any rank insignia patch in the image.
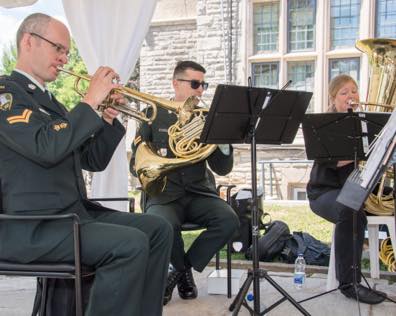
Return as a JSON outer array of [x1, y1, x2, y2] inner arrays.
[[53, 122, 68, 131], [7, 109, 32, 124], [133, 135, 142, 145], [0, 93, 13, 111]]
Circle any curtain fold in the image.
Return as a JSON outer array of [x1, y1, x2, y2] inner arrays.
[[63, 0, 157, 211]]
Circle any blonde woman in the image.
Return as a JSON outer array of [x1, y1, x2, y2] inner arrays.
[[306, 74, 385, 304]]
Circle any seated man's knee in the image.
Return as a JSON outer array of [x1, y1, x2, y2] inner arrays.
[[144, 213, 174, 241], [112, 230, 150, 262], [219, 209, 240, 237]]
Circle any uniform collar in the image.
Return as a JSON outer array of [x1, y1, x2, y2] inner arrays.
[[10, 70, 66, 116], [13, 69, 47, 93]]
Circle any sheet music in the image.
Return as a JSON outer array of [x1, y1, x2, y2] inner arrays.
[[359, 113, 370, 154], [360, 109, 396, 188]]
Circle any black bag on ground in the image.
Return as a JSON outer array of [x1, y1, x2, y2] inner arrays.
[[230, 189, 267, 253], [245, 220, 291, 261], [31, 276, 94, 316], [281, 231, 330, 266]]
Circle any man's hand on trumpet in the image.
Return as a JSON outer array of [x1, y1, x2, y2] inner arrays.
[[82, 66, 121, 110], [102, 92, 127, 125]]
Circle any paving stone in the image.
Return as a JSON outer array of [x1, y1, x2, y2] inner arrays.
[[0, 269, 395, 315]]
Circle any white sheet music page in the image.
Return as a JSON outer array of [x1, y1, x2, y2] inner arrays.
[[360, 109, 396, 188]]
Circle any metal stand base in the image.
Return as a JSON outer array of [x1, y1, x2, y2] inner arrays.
[[229, 269, 311, 316]]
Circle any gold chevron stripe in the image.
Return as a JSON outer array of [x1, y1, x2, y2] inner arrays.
[[7, 109, 32, 124], [134, 135, 142, 145]]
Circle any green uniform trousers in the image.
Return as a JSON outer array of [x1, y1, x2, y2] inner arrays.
[[147, 194, 239, 272], [38, 210, 173, 316]]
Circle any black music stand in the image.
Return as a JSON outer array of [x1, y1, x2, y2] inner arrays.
[[303, 111, 390, 162], [201, 84, 312, 316], [302, 111, 390, 309]]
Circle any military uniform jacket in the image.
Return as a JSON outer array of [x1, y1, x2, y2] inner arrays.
[[130, 107, 233, 207], [0, 71, 125, 262]]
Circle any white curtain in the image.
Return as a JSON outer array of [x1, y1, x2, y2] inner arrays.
[[63, 0, 157, 211]]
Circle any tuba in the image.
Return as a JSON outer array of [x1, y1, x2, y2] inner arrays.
[[355, 38, 396, 215]]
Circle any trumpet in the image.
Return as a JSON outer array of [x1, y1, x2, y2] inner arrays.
[[348, 100, 395, 112], [58, 68, 188, 124]]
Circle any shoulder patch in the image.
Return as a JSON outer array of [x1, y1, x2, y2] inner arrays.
[[0, 93, 13, 111], [7, 109, 32, 124]]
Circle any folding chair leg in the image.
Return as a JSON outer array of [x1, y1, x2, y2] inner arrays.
[[39, 278, 47, 316], [227, 241, 232, 298]]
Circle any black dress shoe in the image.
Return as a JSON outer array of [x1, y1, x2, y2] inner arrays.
[[177, 268, 198, 300], [163, 270, 183, 306], [340, 284, 386, 305]]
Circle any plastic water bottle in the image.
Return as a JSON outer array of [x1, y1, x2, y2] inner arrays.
[[293, 253, 306, 289], [246, 293, 267, 314]]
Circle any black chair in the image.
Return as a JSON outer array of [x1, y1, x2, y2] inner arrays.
[[0, 197, 133, 316], [0, 213, 92, 316], [139, 184, 237, 298]]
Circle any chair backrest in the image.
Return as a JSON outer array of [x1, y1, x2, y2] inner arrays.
[[0, 179, 2, 212]]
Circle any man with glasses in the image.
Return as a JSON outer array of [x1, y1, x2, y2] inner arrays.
[[0, 13, 172, 316], [130, 60, 239, 305]]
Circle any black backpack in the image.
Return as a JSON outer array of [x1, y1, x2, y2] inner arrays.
[[281, 231, 330, 266], [245, 220, 291, 261]]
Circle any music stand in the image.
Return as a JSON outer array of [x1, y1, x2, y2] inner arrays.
[[303, 111, 390, 162], [201, 84, 312, 315], [302, 111, 390, 309]]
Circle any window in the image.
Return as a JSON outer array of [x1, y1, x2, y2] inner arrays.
[[329, 57, 360, 82], [288, 183, 308, 200], [294, 188, 307, 200], [288, 0, 316, 52], [287, 61, 315, 111], [376, 0, 396, 38], [252, 62, 279, 88], [330, 0, 360, 49], [253, 2, 280, 53]]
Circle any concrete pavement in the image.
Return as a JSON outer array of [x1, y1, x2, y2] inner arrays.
[[0, 265, 395, 315]]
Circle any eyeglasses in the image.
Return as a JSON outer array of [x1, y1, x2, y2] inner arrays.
[[177, 79, 209, 90], [30, 33, 70, 58]]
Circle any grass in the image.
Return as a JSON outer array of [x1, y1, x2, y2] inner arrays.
[[182, 203, 333, 262], [130, 191, 390, 270]]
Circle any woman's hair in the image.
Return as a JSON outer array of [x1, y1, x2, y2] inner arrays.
[[327, 74, 358, 112]]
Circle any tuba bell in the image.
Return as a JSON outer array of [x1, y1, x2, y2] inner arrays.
[[355, 38, 396, 216]]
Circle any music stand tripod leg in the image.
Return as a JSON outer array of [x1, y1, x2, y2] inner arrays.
[[229, 271, 254, 315], [229, 128, 311, 316]]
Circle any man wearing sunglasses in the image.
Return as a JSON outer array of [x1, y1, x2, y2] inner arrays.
[[131, 60, 239, 305]]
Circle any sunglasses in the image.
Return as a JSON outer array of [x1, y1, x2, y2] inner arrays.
[[30, 32, 70, 58], [177, 79, 209, 90]]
